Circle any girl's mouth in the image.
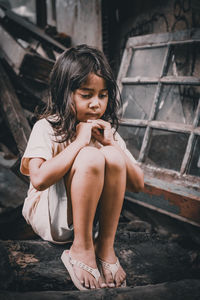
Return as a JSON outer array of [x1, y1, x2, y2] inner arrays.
[[86, 113, 99, 119]]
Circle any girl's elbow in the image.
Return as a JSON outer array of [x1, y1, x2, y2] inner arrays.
[[127, 177, 144, 193], [136, 178, 144, 192], [31, 176, 47, 191], [133, 171, 144, 192]]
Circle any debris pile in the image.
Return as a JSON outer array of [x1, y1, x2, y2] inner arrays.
[[0, 4, 68, 225], [0, 4, 70, 242]]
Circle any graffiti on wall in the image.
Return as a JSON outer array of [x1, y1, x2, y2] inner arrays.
[[122, 0, 199, 51]]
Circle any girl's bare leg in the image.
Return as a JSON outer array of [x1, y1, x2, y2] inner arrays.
[[95, 146, 127, 287], [65, 147, 105, 289]]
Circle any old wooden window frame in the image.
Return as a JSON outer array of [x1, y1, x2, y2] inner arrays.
[[117, 29, 200, 224], [118, 29, 200, 179]]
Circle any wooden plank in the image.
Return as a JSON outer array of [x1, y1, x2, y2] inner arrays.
[[122, 76, 200, 85], [0, 25, 26, 74], [120, 119, 195, 133], [141, 163, 200, 189], [149, 120, 194, 133], [117, 47, 132, 93], [120, 119, 148, 127], [122, 77, 159, 84], [124, 196, 200, 228], [143, 176, 200, 223], [0, 5, 66, 52], [0, 25, 54, 83], [127, 28, 200, 48], [20, 53, 54, 83], [0, 62, 31, 155], [132, 39, 200, 50], [125, 164, 200, 225]]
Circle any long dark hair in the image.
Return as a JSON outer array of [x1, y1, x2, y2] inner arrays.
[[39, 44, 121, 142]]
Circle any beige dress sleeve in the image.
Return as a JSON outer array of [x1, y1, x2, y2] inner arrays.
[[20, 119, 54, 175]]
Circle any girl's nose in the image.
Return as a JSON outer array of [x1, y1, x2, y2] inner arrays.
[[89, 97, 99, 108]]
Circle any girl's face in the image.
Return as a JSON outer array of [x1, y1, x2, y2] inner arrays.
[[73, 73, 108, 122]]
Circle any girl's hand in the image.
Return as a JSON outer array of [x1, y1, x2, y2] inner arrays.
[[75, 122, 93, 146], [87, 119, 115, 146]]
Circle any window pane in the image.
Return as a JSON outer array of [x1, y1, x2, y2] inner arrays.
[[118, 125, 145, 160], [168, 44, 200, 77], [188, 136, 200, 177], [145, 129, 189, 171], [155, 85, 200, 125], [122, 85, 156, 119], [127, 47, 166, 77]]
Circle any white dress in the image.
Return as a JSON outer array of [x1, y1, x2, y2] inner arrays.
[[20, 118, 136, 244]]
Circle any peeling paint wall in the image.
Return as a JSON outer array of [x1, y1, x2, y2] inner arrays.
[[55, 0, 102, 49], [103, 0, 200, 75]]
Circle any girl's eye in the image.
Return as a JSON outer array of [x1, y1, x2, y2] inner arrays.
[[81, 94, 91, 99], [99, 94, 108, 99]]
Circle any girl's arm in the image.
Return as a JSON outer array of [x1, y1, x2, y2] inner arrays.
[[90, 119, 144, 193], [29, 122, 93, 191], [112, 142, 144, 193]]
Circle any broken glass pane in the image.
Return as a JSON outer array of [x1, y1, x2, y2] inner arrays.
[[188, 135, 200, 177], [127, 46, 166, 77], [155, 85, 200, 125], [118, 125, 145, 160], [145, 129, 189, 171], [168, 43, 200, 77], [121, 85, 156, 119]]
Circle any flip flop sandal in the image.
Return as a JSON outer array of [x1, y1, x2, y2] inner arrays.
[[61, 250, 101, 291], [97, 257, 126, 288]]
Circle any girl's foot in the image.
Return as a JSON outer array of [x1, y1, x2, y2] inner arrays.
[[95, 246, 126, 288], [68, 245, 106, 289]]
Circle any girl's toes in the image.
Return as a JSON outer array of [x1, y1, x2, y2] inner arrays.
[[108, 282, 115, 288], [115, 271, 126, 287], [115, 278, 121, 287], [120, 275, 126, 286], [107, 278, 115, 288], [100, 282, 107, 288], [99, 276, 106, 288], [91, 278, 99, 289], [104, 272, 115, 287], [84, 277, 90, 288], [90, 283, 96, 289]]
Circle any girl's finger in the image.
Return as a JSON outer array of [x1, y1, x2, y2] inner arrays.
[[92, 128, 101, 135], [93, 119, 111, 129]]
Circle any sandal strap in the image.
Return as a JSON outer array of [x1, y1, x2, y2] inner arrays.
[[97, 257, 120, 278], [69, 254, 100, 282]]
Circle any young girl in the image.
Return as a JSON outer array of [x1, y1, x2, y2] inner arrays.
[[20, 44, 144, 291]]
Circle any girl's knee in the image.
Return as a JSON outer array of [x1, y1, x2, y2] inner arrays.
[[100, 146, 126, 172], [73, 146, 105, 174]]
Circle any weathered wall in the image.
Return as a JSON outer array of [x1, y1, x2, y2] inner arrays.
[[105, 0, 200, 75], [121, 0, 200, 50], [55, 0, 102, 49]]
